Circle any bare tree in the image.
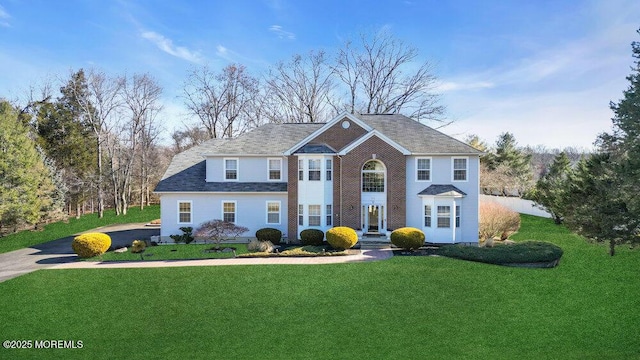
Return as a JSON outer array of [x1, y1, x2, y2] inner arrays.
[[182, 64, 258, 139], [265, 50, 336, 123], [171, 125, 211, 153], [334, 30, 445, 124]]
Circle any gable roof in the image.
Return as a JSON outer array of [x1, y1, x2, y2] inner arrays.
[[284, 112, 370, 155]]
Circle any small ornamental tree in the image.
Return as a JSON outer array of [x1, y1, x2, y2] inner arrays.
[[194, 220, 248, 249]]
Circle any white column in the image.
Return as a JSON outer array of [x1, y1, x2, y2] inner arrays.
[[451, 199, 456, 243]]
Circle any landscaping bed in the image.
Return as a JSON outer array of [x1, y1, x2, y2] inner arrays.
[[84, 243, 249, 261], [237, 244, 350, 258]]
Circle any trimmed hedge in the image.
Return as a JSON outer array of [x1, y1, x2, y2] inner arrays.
[[437, 241, 563, 265], [326, 227, 358, 250], [256, 228, 282, 244], [72, 232, 111, 258], [390, 227, 425, 250], [300, 229, 324, 246]]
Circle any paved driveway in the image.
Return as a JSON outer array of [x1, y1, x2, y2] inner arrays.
[[0, 223, 159, 283]]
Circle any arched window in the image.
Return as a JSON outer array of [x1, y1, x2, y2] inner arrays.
[[362, 160, 385, 192]]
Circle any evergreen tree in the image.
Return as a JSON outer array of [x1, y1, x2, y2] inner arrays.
[[529, 152, 571, 224], [483, 132, 533, 196]]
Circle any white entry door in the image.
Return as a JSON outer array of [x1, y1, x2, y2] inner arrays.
[[363, 204, 384, 233]]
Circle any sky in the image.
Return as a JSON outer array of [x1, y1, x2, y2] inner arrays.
[[1, 0, 639, 150]]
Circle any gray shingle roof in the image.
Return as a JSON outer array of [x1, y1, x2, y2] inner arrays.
[[418, 184, 467, 196], [355, 114, 483, 155]]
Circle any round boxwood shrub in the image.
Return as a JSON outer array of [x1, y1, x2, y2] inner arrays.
[[255, 227, 282, 244], [300, 229, 324, 246], [326, 227, 358, 250], [72, 232, 111, 258], [390, 227, 425, 250], [131, 240, 146, 254]]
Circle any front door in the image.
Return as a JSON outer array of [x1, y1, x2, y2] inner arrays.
[[364, 205, 384, 234]]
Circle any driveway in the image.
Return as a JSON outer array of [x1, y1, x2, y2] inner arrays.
[[0, 223, 159, 283]]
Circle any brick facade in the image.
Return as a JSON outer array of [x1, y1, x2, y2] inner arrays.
[[307, 116, 367, 151], [287, 155, 298, 242]]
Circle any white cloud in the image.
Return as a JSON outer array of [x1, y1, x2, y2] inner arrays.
[[0, 5, 11, 27], [437, 81, 494, 92], [269, 25, 295, 40], [141, 31, 202, 63]]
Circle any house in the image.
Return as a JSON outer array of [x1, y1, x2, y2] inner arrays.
[[155, 112, 482, 244]]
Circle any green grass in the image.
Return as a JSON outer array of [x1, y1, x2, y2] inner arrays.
[[1, 214, 639, 359], [0, 206, 160, 254], [86, 243, 248, 261]]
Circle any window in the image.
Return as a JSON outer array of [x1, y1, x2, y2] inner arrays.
[[453, 157, 468, 181], [298, 159, 304, 181], [267, 201, 280, 224], [437, 206, 451, 228], [362, 160, 385, 192], [178, 201, 192, 224], [268, 159, 281, 180], [224, 158, 238, 180], [456, 205, 460, 228], [326, 159, 332, 181], [417, 158, 431, 181], [308, 159, 321, 181], [298, 205, 304, 226], [222, 201, 236, 223], [308, 205, 321, 226], [326, 205, 332, 226], [424, 205, 432, 227]]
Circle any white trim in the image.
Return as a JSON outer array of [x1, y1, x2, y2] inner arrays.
[[338, 130, 411, 156], [177, 200, 193, 225], [223, 158, 239, 181], [415, 157, 432, 182], [267, 158, 282, 181], [283, 112, 372, 155], [221, 200, 237, 223], [266, 200, 281, 225], [451, 156, 469, 182]]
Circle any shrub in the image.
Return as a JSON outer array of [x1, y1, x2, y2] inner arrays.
[[300, 229, 324, 246], [255, 228, 282, 244], [247, 239, 274, 253], [72, 232, 111, 258], [170, 227, 194, 244], [131, 240, 146, 253], [479, 202, 521, 241], [437, 241, 563, 265], [326, 227, 358, 250], [390, 227, 425, 250]]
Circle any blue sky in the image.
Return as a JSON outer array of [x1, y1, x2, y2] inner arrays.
[[1, 0, 639, 149]]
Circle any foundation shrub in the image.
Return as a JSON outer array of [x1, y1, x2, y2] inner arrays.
[[247, 239, 274, 253], [479, 202, 521, 241], [390, 227, 425, 250], [131, 240, 146, 253], [255, 228, 282, 244], [326, 227, 358, 250], [300, 229, 324, 246], [72, 232, 111, 258]]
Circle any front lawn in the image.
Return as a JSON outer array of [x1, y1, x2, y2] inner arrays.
[[0, 214, 638, 359], [0, 206, 160, 254]]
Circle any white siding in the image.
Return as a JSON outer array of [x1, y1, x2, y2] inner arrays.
[[159, 193, 288, 241], [206, 156, 288, 182], [297, 155, 333, 235]]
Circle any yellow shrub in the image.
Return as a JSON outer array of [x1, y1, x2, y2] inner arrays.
[[326, 227, 358, 250], [72, 232, 111, 258], [390, 227, 425, 250], [131, 240, 146, 253]]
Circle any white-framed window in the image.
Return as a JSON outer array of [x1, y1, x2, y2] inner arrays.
[[437, 206, 451, 228], [362, 160, 385, 192], [452, 157, 468, 182], [326, 204, 333, 226], [456, 205, 461, 228], [424, 205, 432, 227], [308, 159, 321, 181], [326, 159, 333, 181], [416, 157, 431, 181], [266, 201, 280, 224], [298, 159, 304, 181], [222, 201, 236, 223], [178, 201, 192, 224], [298, 204, 304, 226], [224, 158, 238, 181], [267, 158, 282, 181], [308, 205, 321, 226]]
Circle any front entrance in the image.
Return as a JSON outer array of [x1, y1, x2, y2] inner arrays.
[[363, 204, 384, 234]]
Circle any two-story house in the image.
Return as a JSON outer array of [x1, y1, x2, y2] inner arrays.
[[155, 112, 482, 244]]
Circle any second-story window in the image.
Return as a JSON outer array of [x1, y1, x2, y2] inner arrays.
[[453, 157, 468, 181], [298, 159, 304, 181], [417, 158, 431, 181], [224, 159, 238, 180], [326, 159, 333, 181], [308, 159, 321, 181], [268, 158, 281, 180]]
